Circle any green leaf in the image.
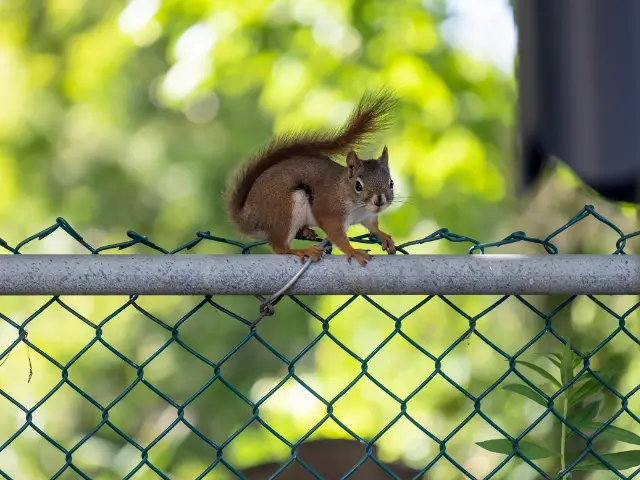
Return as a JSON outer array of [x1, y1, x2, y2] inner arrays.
[[476, 439, 558, 460], [572, 353, 583, 369], [560, 341, 573, 386], [571, 369, 614, 390], [573, 450, 640, 471], [537, 352, 561, 369], [578, 423, 640, 445], [516, 361, 562, 388], [568, 401, 601, 428], [502, 384, 547, 407], [593, 369, 616, 383], [546, 352, 562, 363], [572, 373, 593, 386], [569, 377, 605, 407]]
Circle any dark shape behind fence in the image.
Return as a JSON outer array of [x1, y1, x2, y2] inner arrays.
[[238, 439, 425, 479]]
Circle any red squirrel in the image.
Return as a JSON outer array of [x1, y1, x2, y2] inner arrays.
[[225, 90, 396, 266]]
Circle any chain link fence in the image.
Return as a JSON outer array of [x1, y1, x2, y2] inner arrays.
[[0, 205, 639, 479]]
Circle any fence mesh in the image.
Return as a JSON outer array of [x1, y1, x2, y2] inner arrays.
[[0, 204, 638, 479]]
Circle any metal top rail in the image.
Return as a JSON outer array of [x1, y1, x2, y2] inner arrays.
[[0, 254, 638, 296]]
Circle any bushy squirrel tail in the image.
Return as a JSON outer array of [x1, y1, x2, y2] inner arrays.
[[225, 89, 397, 221]]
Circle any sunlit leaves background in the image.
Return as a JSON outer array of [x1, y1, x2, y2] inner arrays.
[[0, 0, 638, 478]]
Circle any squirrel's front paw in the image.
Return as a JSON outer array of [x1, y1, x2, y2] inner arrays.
[[346, 248, 372, 266], [376, 232, 396, 254]]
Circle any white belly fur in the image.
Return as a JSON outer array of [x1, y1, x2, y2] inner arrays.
[[288, 191, 318, 244], [343, 207, 376, 233], [288, 192, 376, 244]]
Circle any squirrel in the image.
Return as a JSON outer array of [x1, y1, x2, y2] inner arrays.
[[225, 90, 397, 266]]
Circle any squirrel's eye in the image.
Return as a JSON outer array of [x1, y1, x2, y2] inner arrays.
[[389, 180, 394, 189], [355, 180, 363, 193]]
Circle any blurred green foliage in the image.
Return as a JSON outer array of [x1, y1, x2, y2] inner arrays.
[[0, 0, 638, 478]]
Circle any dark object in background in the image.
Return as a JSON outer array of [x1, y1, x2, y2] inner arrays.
[[517, 0, 640, 205], [238, 439, 425, 479]]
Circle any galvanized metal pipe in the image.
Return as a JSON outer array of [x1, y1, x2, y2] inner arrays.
[[0, 254, 638, 296]]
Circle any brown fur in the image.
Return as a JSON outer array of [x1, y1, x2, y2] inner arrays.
[[225, 89, 398, 264], [226, 89, 396, 221]]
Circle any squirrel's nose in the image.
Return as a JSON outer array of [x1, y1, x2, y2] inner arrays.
[[373, 195, 384, 207]]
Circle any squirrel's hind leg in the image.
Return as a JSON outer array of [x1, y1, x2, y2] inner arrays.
[[265, 190, 324, 262], [268, 229, 324, 263], [270, 242, 324, 263]]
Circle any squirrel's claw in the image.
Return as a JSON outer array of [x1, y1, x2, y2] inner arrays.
[[346, 248, 372, 266], [297, 226, 320, 241], [375, 232, 396, 254], [293, 245, 324, 263], [382, 237, 396, 254]]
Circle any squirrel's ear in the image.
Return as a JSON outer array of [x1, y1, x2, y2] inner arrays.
[[379, 146, 389, 167], [346, 150, 361, 178]]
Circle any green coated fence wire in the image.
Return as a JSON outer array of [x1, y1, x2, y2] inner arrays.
[[0, 204, 638, 480]]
